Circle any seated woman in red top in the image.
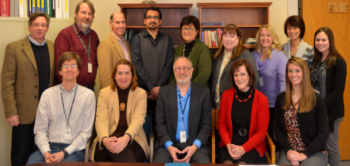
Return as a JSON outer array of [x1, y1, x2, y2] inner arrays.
[[217, 59, 269, 164]]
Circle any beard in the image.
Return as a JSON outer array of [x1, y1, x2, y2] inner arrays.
[[81, 19, 92, 29], [175, 74, 191, 84]]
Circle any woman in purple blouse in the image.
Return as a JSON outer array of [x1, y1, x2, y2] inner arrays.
[[252, 24, 288, 142]]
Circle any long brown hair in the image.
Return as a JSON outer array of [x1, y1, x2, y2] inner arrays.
[[283, 58, 315, 113], [110, 59, 138, 91], [313, 27, 342, 69], [214, 24, 246, 60], [255, 24, 282, 59]]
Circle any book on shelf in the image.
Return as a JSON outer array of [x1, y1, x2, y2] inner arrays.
[[27, 0, 31, 16], [31, 0, 36, 13], [245, 38, 256, 44], [0, 0, 10, 16], [14, 0, 19, 17], [36, 0, 40, 13], [40, 0, 44, 12], [202, 22, 225, 26], [19, 0, 24, 17], [201, 28, 222, 48], [10, 0, 14, 17], [44, 0, 52, 17], [124, 29, 140, 44]]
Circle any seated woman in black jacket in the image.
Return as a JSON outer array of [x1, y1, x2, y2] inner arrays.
[[274, 57, 328, 166]]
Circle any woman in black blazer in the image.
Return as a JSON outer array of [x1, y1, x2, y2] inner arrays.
[[275, 57, 328, 166], [310, 27, 347, 166]]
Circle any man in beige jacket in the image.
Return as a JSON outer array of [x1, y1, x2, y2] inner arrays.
[[97, 11, 131, 89]]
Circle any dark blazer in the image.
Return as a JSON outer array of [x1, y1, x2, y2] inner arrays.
[[211, 49, 258, 108], [155, 82, 212, 155], [324, 57, 347, 132], [274, 92, 329, 157]]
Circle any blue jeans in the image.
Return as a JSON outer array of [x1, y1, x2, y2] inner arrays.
[[26, 143, 85, 165]]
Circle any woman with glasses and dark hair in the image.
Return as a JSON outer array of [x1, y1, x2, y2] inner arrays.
[[310, 27, 347, 166], [211, 24, 258, 109], [282, 15, 314, 70], [275, 57, 329, 166], [217, 59, 269, 164], [168, 15, 212, 87]]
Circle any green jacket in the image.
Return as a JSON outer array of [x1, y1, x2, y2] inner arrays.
[[169, 39, 212, 87]]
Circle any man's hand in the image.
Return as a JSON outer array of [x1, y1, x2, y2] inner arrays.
[[291, 160, 300, 166], [110, 135, 130, 154], [50, 151, 65, 162], [179, 145, 198, 163], [148, 87, 161, 100], [44, 151, 53, 163], [168, 146, 182, 163], [7, 115, 19, 127]]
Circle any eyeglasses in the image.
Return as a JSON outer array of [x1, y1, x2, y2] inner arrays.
[[145, 16, 160, 20], [63, 64, 77, 69], [174, 66, 192, 72], [182, 28, 195, 32], [32, 23, 47, 28]]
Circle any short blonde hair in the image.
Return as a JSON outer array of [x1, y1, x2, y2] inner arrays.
[[255, 24, 282, 58]]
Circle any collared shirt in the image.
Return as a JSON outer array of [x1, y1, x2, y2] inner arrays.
[[54, 23, 100, 86], [113, 32, 130, 61], [76, 25, 91, 36], [28, 35, 47, 46], [130, 30, 174, 91], [34, 84, 96, 155], [164, 83, 202, 149], [214, 49, 232, 105]]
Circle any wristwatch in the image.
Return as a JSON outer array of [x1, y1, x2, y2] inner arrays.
[[63, 149, 69, 158]]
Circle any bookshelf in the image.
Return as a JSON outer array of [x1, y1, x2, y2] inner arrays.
[[118, 3, 192, 46], [197, 2, 272, 50]]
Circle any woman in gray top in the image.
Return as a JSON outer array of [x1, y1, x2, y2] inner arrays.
[[282, 15, 314, 70], [211, 24, 258, 109]]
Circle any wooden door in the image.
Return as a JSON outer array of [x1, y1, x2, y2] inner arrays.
[[303, 0, 350, 160]]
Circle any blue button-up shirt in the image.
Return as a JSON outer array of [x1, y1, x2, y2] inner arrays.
[[164, 83, 202, 149]]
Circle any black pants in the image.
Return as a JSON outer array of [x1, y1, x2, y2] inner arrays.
[[11, 122, 36, 166]]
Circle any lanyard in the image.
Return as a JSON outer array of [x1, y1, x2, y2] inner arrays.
[[178, 93, 189, 131], [73, 24, 91, 62], [61, 85, 78, 128]]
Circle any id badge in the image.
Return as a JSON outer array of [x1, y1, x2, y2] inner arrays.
[[88, 62, 93, 73], [259, 77, 264, 86], [180, 131, 186, 143], [64, 127, 71, 140]]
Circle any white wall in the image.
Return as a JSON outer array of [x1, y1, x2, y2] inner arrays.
[[0, 0, 287, 165]]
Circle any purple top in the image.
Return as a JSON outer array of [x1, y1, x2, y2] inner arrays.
[[252, 49, 287, 107]]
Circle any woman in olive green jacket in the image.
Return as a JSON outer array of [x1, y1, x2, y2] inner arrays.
[[168, 15, 212, 87]]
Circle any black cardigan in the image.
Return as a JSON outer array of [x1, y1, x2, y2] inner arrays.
[[274, 92, 329, 157], [324, 57, 347, 132]]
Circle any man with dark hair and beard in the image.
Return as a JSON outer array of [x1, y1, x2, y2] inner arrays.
[[130, 6, 174, 132]]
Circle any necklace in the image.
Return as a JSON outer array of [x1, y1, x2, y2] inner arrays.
[[235, 88, 253, 102]]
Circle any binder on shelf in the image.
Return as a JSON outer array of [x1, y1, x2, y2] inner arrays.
[[36, 0, 40, 13], [52, 0, 55, 17], [44, 0, 51, 17], [40, 0, 44, 12], [19, 0, 24, 17], [27, 0, 31, 16], [63, 0, 69, 18], [32, 0, 36, 13], [10, 0, 14, 17], [14, 0, 19, 17], [55, 0, 62, 18], [23, 0, 28, 17]]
